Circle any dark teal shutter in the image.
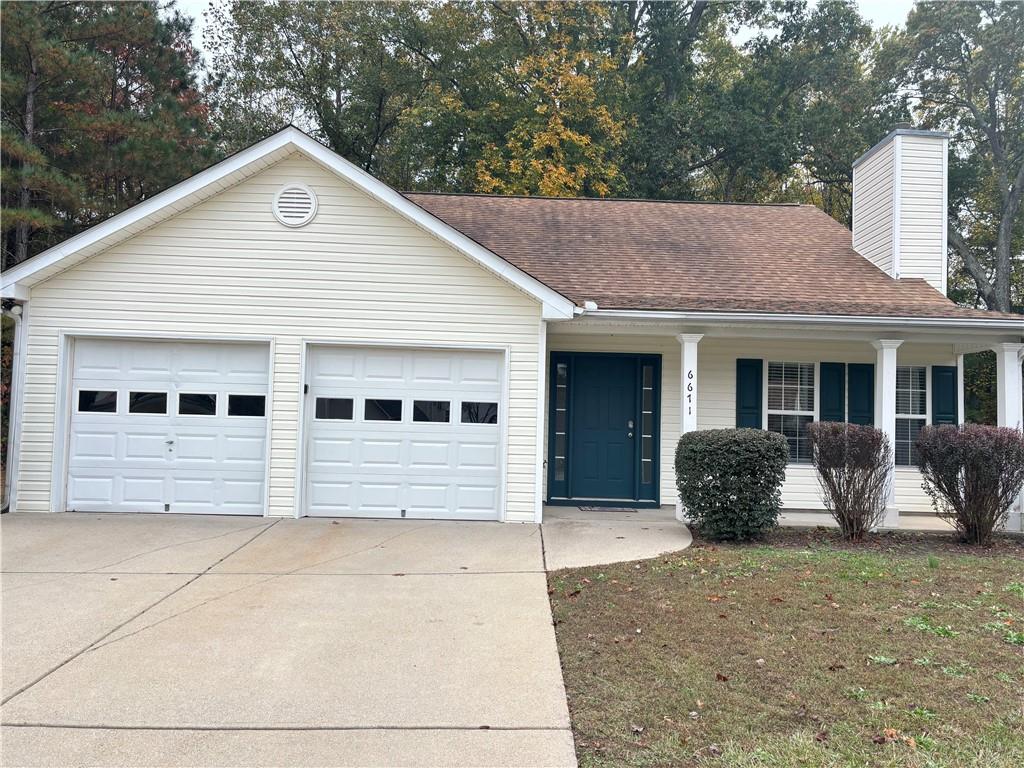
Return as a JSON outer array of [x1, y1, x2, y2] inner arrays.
[[736, 359, 763, 428], [819, 363, 845, 423], [847, 363, 875, 426], [931, 366, 958, 425]]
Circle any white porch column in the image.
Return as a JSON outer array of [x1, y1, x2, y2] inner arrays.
[[872, 339, 903, 528], [994, 342, 1024, 532], [676, 334, 703, 521], [956, 354, 965, 426], [677, 334, 703, 434]]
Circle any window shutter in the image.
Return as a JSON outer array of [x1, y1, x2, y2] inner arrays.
[[931, 366, 957, 425], [736, 359, 763, 428], [847, 363, 875, 426], [819, 363, 845, 423]]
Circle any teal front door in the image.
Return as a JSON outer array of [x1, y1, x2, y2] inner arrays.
[[548, 352, 661, 506]]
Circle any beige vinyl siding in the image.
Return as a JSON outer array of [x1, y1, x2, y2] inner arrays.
[[898, 135, 946, 293], [852, 140, 895, 276], [17, 152, 543, 521]]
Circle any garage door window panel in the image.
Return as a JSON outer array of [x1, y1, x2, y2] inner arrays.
[[129, 392, 168, 414], [228, 394, 266, 417], [461, 401, 498, 424], [78, 390, 118, 413], [365, 399, 402, 421], [413, 400, 450, 423], [315, 397, 354, 420], [178, 392, 217, 416]]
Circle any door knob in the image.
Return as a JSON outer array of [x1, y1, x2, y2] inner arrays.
[[627, 432, 634, 439]]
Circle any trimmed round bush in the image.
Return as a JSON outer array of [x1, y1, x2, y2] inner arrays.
[[675, 428, 789, 540], [916, 424, 1024, 545], [807, 421, 890, 541]]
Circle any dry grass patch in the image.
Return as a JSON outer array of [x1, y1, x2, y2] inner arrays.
[[549, 532, 1024, 767]]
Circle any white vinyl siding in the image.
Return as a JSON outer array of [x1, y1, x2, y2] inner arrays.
[[898, 135, 947, 293], [16, 152, 543, 521], [852, 140, 895, 276], [853, 132, 947, 293]]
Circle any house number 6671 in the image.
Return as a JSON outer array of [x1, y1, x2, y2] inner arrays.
[[686, 369, 694, 415]]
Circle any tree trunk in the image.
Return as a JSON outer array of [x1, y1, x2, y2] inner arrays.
[[14, 53, 38, 265]]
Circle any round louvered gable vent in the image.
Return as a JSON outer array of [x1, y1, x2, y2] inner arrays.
[[273, 184, 318, 227]]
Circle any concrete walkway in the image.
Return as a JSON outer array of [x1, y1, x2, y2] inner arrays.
[[1, 511, 692, 767]]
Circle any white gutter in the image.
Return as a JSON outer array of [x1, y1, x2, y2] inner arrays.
[[571, 308, 1024, 333], [3, 301, 27, 512]]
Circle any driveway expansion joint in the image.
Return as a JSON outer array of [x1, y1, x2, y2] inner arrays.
[[0, 520, 280, 706], [1, 723, 572, 732]]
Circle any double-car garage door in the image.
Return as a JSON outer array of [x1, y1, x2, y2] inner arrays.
[[64, 339, 503, 520]]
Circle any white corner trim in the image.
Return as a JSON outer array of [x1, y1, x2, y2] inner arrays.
[[892, 134, 902, 280], [3, 304, 28, 511], [1, 127, 576, 320], [941, 136, 949, 296], [534, 320, 548, 523]]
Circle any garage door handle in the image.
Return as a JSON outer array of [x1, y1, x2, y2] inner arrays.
[[165, 439, 175, 445]]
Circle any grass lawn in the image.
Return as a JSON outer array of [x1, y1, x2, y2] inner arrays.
[[549, 528, 1024, 767]]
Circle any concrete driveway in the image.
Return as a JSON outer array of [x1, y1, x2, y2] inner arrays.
[[0, 513, 577, 767]]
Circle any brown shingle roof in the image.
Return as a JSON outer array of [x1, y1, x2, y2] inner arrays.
[[405, 193, 1022, 322]]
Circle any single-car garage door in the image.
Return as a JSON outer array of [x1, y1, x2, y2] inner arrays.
[[66, 338, 269, 515], [305, 346, 504, 520]]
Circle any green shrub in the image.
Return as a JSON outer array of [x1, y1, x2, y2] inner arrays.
[[807, 421, 890, 541], [916, 424, 1024, 545], [675, 428, 789, 540]]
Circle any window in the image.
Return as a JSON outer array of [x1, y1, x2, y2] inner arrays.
[[315, 397, 353, 420], [129, 392, 167, 414], [551, 362, 568, 481], [462, 401, 498, 425], [228, 394, 266, 417], [78, 390, 117, 413], [895, 366, 927, 466], [413, 400, 450, 423], [178, 393, 217, 416], [766, 361, 815, 462], [365, 399, 402, 421], [641, 363, 655, 484]]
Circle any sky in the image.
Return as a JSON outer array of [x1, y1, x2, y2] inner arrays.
[[174, 0, 918, 68]]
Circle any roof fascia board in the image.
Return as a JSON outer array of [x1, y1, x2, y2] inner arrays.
[[1, 129, 297, 289], [574, 308, 1024, 334], [1, 127, 575, 319]]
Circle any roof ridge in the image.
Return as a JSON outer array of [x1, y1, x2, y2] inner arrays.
[[403, 191, 802, 208]]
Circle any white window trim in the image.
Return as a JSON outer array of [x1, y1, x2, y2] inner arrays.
[[762, 361, 819, 464]]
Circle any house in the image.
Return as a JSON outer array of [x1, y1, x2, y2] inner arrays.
[[2, 126, 1022, 529]]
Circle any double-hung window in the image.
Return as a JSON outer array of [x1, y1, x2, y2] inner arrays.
[[895, 366, 927, 466], [766, 361, 815, 462]]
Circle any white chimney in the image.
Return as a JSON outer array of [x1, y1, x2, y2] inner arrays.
[[852, 127, 949, 294]]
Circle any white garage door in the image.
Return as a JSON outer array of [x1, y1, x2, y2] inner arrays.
[[66, 338, 269, 515], [305, 346, 504, 520]]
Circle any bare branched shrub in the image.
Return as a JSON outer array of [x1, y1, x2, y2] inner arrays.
[[916, 425, 1024, 545], [807, 422, 890, 541]]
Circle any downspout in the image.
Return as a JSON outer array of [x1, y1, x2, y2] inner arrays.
[[2, 299, 26, 513]]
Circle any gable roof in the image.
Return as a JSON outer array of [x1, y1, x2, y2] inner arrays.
[[405, 193, 1023, 324], [0, 127, 575, 319]]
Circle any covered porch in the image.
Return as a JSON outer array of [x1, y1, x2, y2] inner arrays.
[[540, 312, 1024, 531]]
